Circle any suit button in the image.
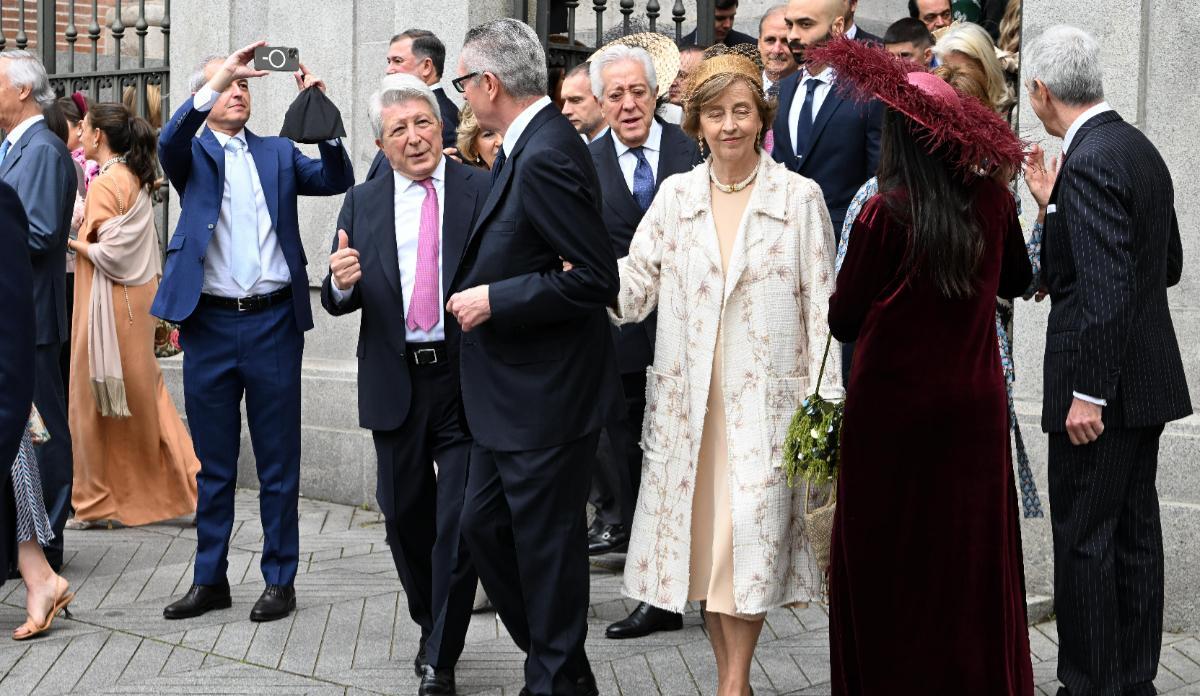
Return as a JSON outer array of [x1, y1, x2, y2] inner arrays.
[[207, 223, 215, 229]]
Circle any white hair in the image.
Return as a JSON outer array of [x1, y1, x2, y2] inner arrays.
[[0, 50, 56, 108], [932, 23, 1011, 113], [189, 53, 226, 93], [460, 19, 547, 100], [1023, 24, 1105, 106], [369, 73, 441, 139], [590, 45, 658, 100]]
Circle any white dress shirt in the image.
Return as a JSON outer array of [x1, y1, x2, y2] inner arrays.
[[502, 95, 553, 157], [1059, 100, 1114, 407], [844, 24, 859, 40], [331, 158, 447, 342], [788, 65, 835, 154], [2, 114, 45, 150], [762, 71, 774, 96], [614, 119, 662, 194], [193, 85, 290, 297]]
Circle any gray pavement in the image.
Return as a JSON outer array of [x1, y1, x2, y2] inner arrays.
[[2, 491, 1198, 695]]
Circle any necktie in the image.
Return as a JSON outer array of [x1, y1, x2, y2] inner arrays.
[[223, 138, 262, 292], [0, 140, 11, 167], [490, 149, 507, 188], [407, 178, 441, 333], [630, 147, 654, 212], [794, 77, 822, 159]]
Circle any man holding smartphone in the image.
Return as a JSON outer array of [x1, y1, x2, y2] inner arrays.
[[155, 41, 354, 624]]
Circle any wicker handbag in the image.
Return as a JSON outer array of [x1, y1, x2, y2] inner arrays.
[[782, 334, 844, 581]]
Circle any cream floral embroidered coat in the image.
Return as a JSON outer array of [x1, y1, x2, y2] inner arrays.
[[611, 152, 841, 615]]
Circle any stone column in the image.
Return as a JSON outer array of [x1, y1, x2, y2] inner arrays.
[[1016, 0, 1200, 632]]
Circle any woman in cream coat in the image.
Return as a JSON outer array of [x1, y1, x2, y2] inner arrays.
[[610, 49, 840, 696]]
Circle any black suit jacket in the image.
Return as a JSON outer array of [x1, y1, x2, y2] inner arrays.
[[365, 88, 461, 182], [853, 28, 883, 45], [770, 72, 883, 236], [1041, 110, 1190, 432], [681, 27, 758, 47], [588, 122, 700, 375], [0, 180, 37, 584], [451, 103, 623, 452], [321, 158, 488, 433]]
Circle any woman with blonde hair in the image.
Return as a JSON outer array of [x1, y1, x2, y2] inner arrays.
[[934, 22, 1015, 119], [66, 102, 200, 528], [454, 104, 502, 170], [611, 46, 838, 696]]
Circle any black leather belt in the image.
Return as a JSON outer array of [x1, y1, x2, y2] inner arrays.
[[407, 341, 447, 366], [199, 286, 293, 313]]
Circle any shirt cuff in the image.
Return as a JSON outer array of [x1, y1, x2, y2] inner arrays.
[[324, 138, 342, 148], [192, 86, 218, 112], [1072, 391, 1108, 407], [329, 279, 352, 304]]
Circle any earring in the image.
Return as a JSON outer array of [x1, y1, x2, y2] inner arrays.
[[755, 131, 762, 150], [697, 136, 705, 157]]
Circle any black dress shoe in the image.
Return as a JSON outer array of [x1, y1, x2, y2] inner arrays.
[[587, 523, 629, 556], [163, 582, 232, 619], [605, 601, 683, 639], [414, 636, 427, 677], [575, 673, 599, 696], [417, 665, 456, 695], [249, 584, 295, 622]]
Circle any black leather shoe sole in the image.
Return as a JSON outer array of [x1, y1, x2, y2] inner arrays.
[[605, 613, 683, 639], [249, 596, 296, 622], [587, 537, 629, 556], [163, 594, 232, 620]]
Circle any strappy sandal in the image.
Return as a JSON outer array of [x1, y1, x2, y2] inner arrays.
[[12, 581, 74, 641]]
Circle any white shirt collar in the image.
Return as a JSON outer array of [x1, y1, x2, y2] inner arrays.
[[392, 153, 446, 189], [844, 24, 859, 40], [211, 128, 248, 148], [502, 95, 553, 158], [3, 114, 45, 146], [802, 65, 835, 84], [613, 119, 662, 158], [1062, 101, 1113, 154]]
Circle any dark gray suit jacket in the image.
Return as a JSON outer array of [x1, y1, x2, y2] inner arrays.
[[1041, 110, 1190, 431], [0, 119, 76, 347]]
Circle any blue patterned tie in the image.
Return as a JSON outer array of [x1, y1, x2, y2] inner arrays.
[[794, 77, 821, 159], [223, 137, 262, 292], [630, 147, 654, 212], [0, 140, 10, 167]]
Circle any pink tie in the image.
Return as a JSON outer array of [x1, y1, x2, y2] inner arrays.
[[407, 178, 440, 332]]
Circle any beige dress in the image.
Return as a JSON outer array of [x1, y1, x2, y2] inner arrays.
[[686, 180, 759, 618], [69, 165, 200, 525]]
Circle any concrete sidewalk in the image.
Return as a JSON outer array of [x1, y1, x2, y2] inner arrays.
[[2, 491, 1198, 695]]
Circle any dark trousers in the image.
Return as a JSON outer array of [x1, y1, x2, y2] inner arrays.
[[1049, 425, 1165, 696], [589, 371, 646, 529], [33, 342, 71, 570], [181, 302, 303, 587], [371, 356, 475, 670], [59, 272, 74, 415], [461, 432, 598, 696]]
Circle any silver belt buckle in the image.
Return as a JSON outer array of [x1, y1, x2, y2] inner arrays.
[[236, 296, 252, 312], [413, 348, 439, 365]]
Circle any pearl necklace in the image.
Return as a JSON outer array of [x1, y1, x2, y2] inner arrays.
[[99, 155, 127, 175], [709, 163, 758, 193]]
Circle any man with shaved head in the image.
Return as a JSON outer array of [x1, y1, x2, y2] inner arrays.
[[772, 0, 883, 377]]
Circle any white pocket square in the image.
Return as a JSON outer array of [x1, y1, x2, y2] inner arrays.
[[1046, 204, 1058, 214]]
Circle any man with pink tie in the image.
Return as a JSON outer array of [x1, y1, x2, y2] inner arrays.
[[321, 74, 490, 696]]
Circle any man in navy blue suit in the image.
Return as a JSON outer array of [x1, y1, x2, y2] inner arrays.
[[155, 42, 353, 623], [321, 75, 489, 696]]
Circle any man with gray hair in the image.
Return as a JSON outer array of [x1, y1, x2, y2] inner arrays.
[[322, 73, 488, 696], [1024, 25, 1188, 696], [447, 17, 621, 696], [0, 50, 77, 571]]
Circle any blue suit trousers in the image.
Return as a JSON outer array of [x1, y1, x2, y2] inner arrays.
[[181, 301, 303, 586]]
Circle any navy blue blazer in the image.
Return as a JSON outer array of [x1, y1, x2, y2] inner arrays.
[[365, 87, 461, 182], [770, 73, 883, 235], [451, 104, 623, 452], [0, 120, 76, 347], [320, 157, 488, 432], [1040, 110, 1190, 431], [153, 99, 355, 330], [589, 122, 700, 375]]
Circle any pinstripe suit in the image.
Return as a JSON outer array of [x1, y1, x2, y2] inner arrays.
[[1041, 109, 1190, 696]]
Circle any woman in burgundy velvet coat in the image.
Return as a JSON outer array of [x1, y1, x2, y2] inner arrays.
[[816, 39, 1035, 696]]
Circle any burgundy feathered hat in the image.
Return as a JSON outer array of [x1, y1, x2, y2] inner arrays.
[[806, 37, 1025, 175]]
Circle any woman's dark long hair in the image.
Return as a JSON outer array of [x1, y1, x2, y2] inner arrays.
[[876, 108, 983, 299], [87, 102, 159, 191]]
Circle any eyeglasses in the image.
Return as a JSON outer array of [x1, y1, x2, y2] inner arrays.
[[452, 72, 480, 93]]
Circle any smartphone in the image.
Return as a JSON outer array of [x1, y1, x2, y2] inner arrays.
[[253, 46, 300, 72]]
